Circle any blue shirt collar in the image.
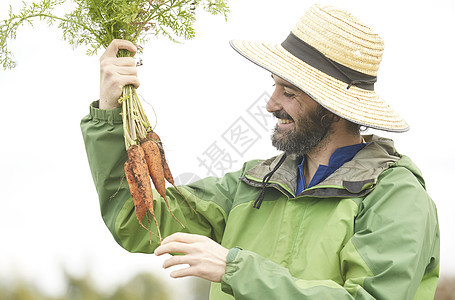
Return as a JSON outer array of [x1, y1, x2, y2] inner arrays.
[[296, 142, 367, 195]]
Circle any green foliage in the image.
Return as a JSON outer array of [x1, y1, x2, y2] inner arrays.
[[0, 0, 229, 69], [1, 0, 65, 69]]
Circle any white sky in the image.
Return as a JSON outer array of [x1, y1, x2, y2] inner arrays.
[[0, 0, 454, 297]]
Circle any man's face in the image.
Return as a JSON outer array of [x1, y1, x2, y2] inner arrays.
[[267, 75, 336, 155]]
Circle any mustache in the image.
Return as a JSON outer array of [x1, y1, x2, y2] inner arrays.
[[273, 110, 294, 121]]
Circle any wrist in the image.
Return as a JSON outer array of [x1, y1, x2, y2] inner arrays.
[[99, 98, 120, 109]]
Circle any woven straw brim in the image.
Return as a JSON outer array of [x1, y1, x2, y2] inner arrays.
[[230, 40, 409, 132]]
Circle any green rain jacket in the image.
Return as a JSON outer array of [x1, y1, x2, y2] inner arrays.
[[81, 102, 440, 300]]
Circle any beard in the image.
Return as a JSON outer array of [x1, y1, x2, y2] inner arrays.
[[271, 105, 338, 155]]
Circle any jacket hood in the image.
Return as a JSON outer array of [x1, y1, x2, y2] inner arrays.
[[243, 134, 424, 198]]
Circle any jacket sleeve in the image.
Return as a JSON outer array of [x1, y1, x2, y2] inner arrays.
[[80, 101, 238, 253], [221, 164, 440, 299]]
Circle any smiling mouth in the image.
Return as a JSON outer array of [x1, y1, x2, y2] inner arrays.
[[278, 119, 294, 124], [273, 111, 294, 125]]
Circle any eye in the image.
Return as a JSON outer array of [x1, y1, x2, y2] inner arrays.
[[283, 91, 295, 98]]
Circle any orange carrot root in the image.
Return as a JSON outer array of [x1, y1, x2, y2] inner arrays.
[[141, 139, 185, 228], [146, 130, 198, 214], [126, 144, 162, 242], [147, 130, 162, 145], [124, 160, 148, 231], [140, 140, 166, 198]]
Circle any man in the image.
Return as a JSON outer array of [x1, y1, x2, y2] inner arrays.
[[81, 4, 440, 299]]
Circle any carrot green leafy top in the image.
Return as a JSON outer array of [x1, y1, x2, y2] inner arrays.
[[0, 0, 229, 69]]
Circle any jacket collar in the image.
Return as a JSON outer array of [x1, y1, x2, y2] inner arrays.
[[242, 135, 402, 198]]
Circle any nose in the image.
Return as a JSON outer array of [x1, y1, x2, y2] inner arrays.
[[266, 88, 283, 113]]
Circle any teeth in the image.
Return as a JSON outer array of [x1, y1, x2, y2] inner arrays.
[[278, 119, 293, 124]]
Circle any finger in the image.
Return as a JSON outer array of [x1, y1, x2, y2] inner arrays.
[[119, 75, 140, 89], [155, 241, 194, 256], [170, 266, 197, 279], [100, 57, 136, 71], [161, 232, 208, 245], [114, 66, 138, 76], [113, 57, 137, 67], [101, 65, 138, 83], [101, 39, 137, 60], [162, 255, 197, 269]]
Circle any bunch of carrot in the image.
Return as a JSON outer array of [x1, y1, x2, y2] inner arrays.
[[0, 0, 228, 243], [120, 84, 196, 243]]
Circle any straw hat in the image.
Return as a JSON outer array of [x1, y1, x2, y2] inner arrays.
[[230, 4, 409, 132]]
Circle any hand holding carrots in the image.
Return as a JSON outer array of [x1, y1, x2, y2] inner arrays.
[[155, 233, 229, 282], [99, 39, 140, 109], [100, 40, 197, 244]]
